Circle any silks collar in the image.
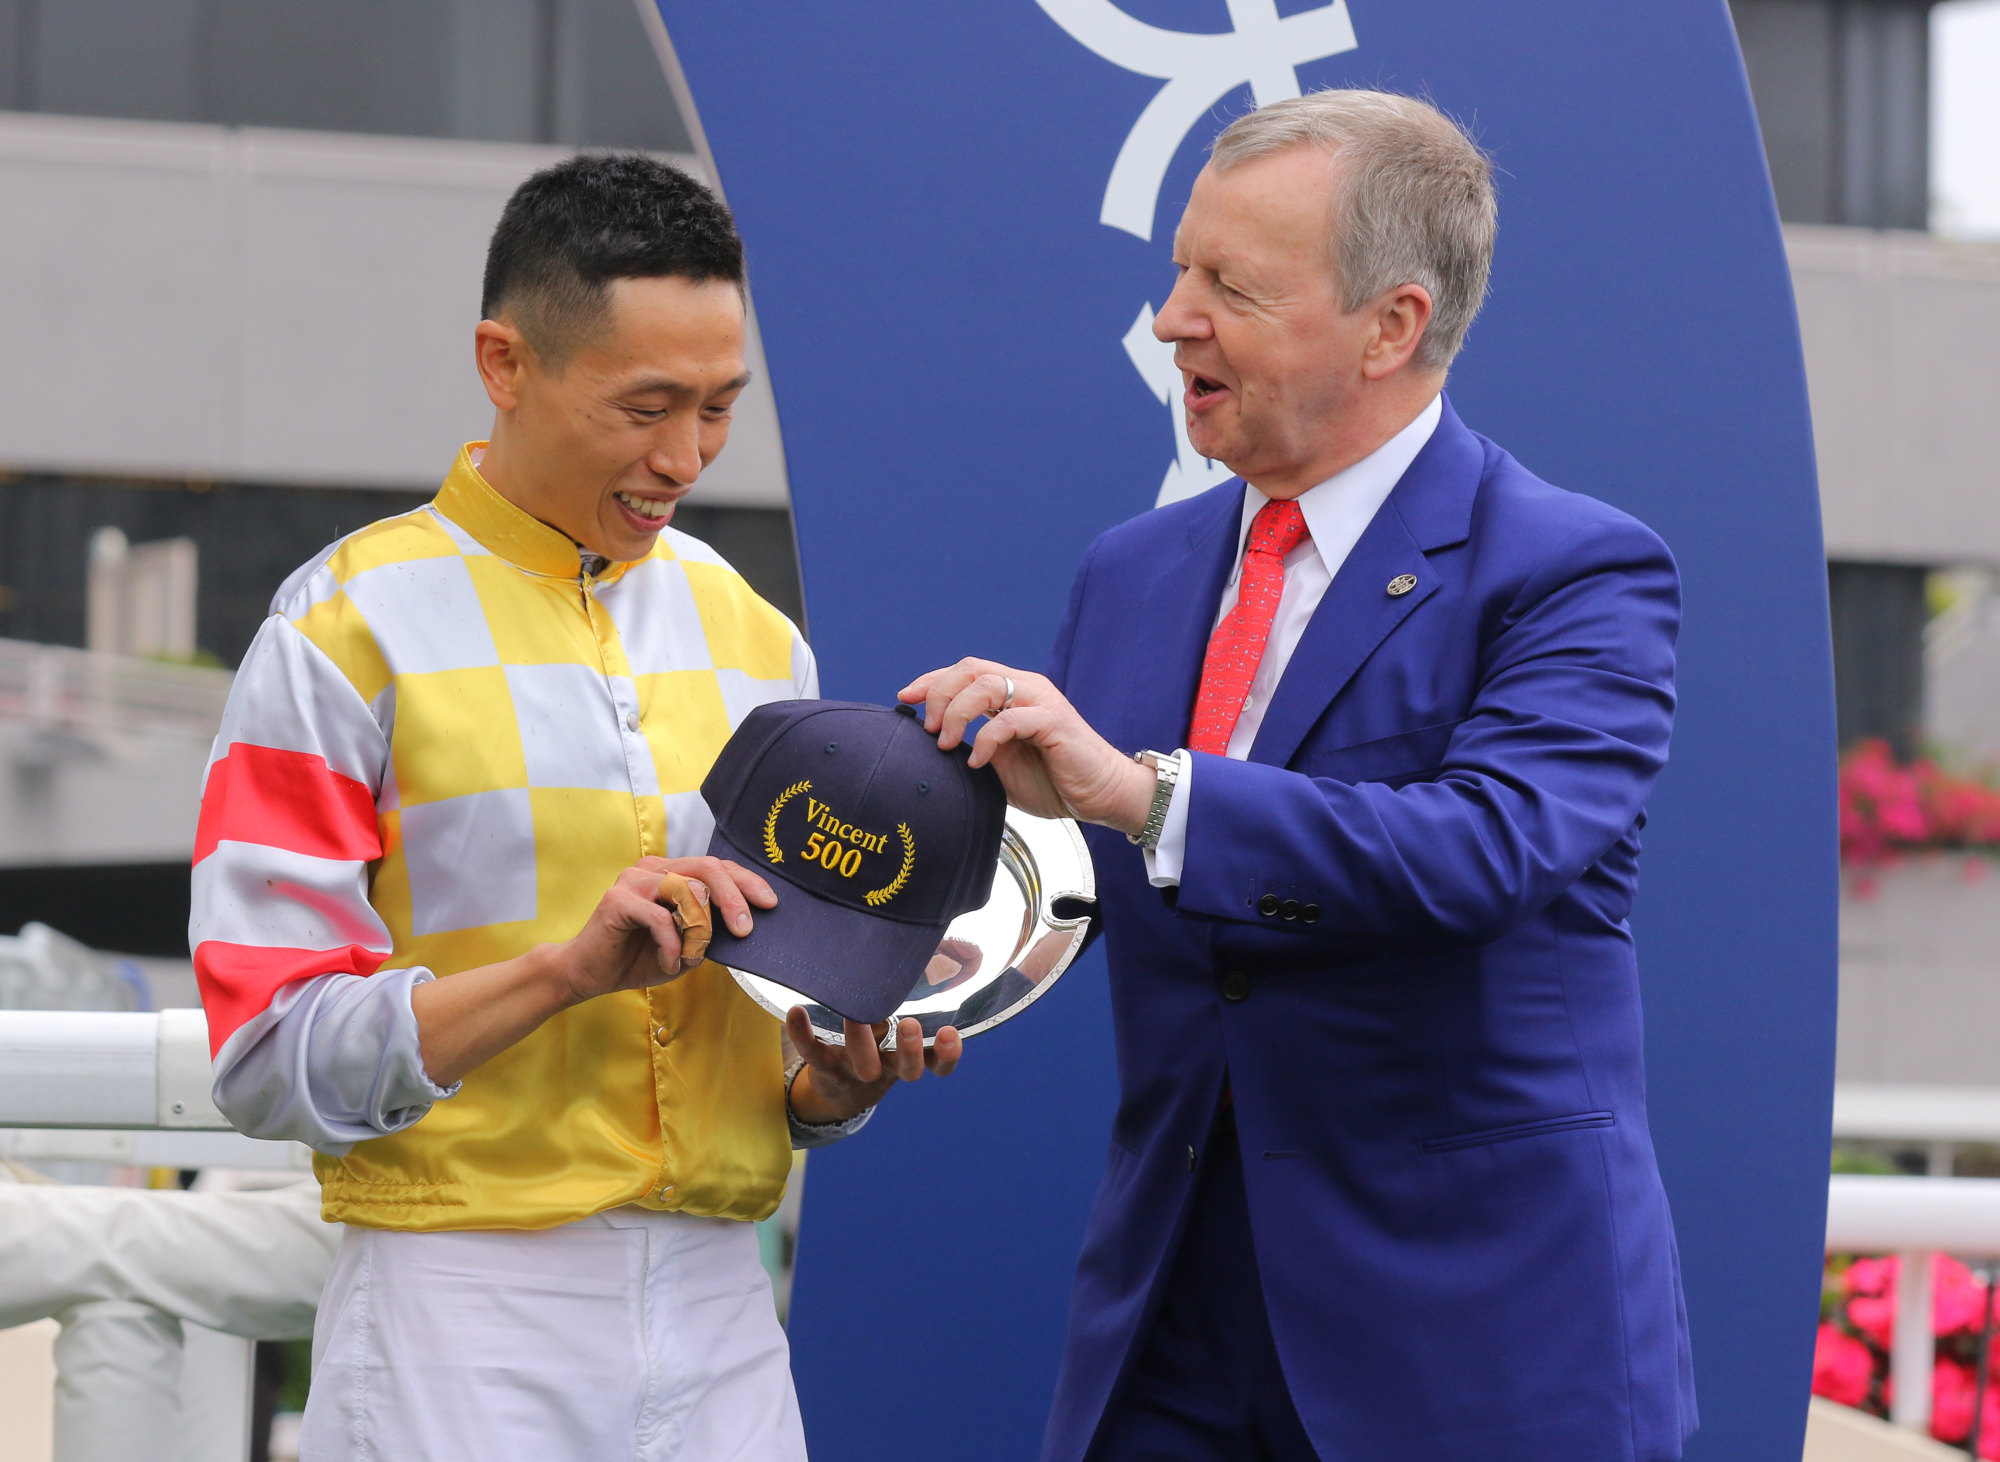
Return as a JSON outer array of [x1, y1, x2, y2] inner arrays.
[[433, 442, 638, 584]]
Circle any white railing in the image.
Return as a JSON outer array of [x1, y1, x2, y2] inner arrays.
[[0, 1008, 305, 1170], [0, 1009, 310, 1462], [0, 636, 233, 739], [1835, 1083, 2000, 1176], [1829, 1084, 2000, 1439], [0, 1008, 225, 1128], [1827, 1176, 2000, 1435], [5, 1067, 1994, 1445]]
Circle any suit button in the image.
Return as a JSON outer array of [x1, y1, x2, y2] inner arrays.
[[654, 1027, 674, 1047], [1220, 969, 1250, 1002], [1302, 904, 1321, 924], [1257, 894, 1280, 917], [1279, 899, 1300, 921]]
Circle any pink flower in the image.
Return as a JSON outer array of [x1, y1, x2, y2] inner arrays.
[[1834, 1255, 1996, 1346], [1847, 1255, 1898, 1297], [1840, 741, 1928, 864], [1813, 1324, 1875, 1408], [1936, 1256, 1993, 1337], [1929, 1357, 2000, 1454], [1839, 739, 2000, 866], [1933, 1359, 1976, 1443], [1842, 1255, 1900, 1350], [1848, 1295, 1895, 1352]]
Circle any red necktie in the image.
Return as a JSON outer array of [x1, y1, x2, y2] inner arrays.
[[1187, 498, 1309, 756]]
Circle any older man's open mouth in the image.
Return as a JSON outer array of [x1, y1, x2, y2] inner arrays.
[[1185, 373, 1229, 410]]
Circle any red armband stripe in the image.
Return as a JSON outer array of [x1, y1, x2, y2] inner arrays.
[[193, 940, 391, 1056], [194, 744, 380, 867]]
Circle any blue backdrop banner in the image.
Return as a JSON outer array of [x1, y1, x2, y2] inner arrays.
[[651, 3, 1837, 1458]]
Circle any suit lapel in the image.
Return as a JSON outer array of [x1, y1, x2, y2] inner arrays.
[[1246, 396, 1485, 769], [1120, 484, 1242, 754], [1247, 509, 1436, 768]]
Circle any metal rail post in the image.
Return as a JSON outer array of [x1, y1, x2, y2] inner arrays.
[[1891, 1248, 1936, 1433]]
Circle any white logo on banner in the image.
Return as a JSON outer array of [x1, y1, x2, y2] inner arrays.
[[1035, 0, 1360, 504]]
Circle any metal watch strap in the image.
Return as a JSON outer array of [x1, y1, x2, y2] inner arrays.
[[1128, 749, 1181, 848]]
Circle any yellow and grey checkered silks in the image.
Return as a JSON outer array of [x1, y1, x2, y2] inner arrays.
[[244, 446, 807, 1229]]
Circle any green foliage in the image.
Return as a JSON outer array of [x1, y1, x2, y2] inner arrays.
[[1832, 1146, 1899, 1175], [144, 647, 224, 668], [1824, 1254, 1853, 1323], [276, 1339, 311, 1413]]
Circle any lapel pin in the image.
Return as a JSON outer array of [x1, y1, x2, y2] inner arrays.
[[1387, 574, 1418, 597]]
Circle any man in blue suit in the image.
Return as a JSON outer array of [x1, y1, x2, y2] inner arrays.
[[905, 89, 1695, 1461]]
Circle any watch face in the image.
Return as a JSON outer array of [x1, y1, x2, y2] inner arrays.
[[728, 808, 1096, 1048]]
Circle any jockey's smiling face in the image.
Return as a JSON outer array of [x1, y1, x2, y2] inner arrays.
[[473, 274, 750, 564]]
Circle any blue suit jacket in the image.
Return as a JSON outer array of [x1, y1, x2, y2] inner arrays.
[[1040, 399, 1696, 1462]]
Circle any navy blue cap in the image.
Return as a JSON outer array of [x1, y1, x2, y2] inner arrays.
[[701, 700, 1008, 1024]]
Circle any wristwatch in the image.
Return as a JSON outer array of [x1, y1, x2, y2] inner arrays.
[[1128, 749, 1183, 849]]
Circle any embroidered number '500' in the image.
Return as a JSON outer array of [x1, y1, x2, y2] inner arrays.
[[802, 832, 864, 878]]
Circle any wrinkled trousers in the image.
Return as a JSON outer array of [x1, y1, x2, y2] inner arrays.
[[302, 1205, 805, 1462], [0, 1178, 337, 1461]]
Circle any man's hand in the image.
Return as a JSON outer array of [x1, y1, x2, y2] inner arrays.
[[550, 855, 776, 1004], [898, 660, 1156, 835], [785, 1008, 963, 1125], [413, 854, 776, 1088]]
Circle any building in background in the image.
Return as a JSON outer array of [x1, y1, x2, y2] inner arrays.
[[0, 8, 1995, 1456], [1, 1, 1996, 938], [0, 0, 804, 955], [1730, 2, 2000, 1107], [1733, 0, 2000, 765], [0, 0, 803, 649], [0, 0, 805, 653]]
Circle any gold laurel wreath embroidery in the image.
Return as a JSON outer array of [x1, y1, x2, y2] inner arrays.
[[763, 781, 811, 863], [864, 823, 916, 907]]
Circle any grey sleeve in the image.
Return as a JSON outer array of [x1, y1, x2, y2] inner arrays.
[[784, 1053, 875, 1150], [210, 968, 458, 1157]]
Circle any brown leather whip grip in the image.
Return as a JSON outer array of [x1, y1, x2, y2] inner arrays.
[[654, 872, 713, 972]]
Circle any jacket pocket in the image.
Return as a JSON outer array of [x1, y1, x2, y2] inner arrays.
[[1420, 1110, 1615, 1154], [1302, 717, 1466, 787]]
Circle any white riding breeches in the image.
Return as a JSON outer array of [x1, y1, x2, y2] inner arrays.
[[300, 1205, 807, 1462]]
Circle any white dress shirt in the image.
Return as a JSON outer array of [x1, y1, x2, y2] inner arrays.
[[1145, 393, 1443, 886]]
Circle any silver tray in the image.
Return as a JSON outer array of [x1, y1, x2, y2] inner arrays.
[[727, 807, 1096, 1048]]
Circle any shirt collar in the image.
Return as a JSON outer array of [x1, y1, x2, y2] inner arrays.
[[432, 442, 635, 583], [1230, 393, 1444, 586]]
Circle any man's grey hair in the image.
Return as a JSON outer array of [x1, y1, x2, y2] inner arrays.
[[1210, 90, 1495, 371]]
